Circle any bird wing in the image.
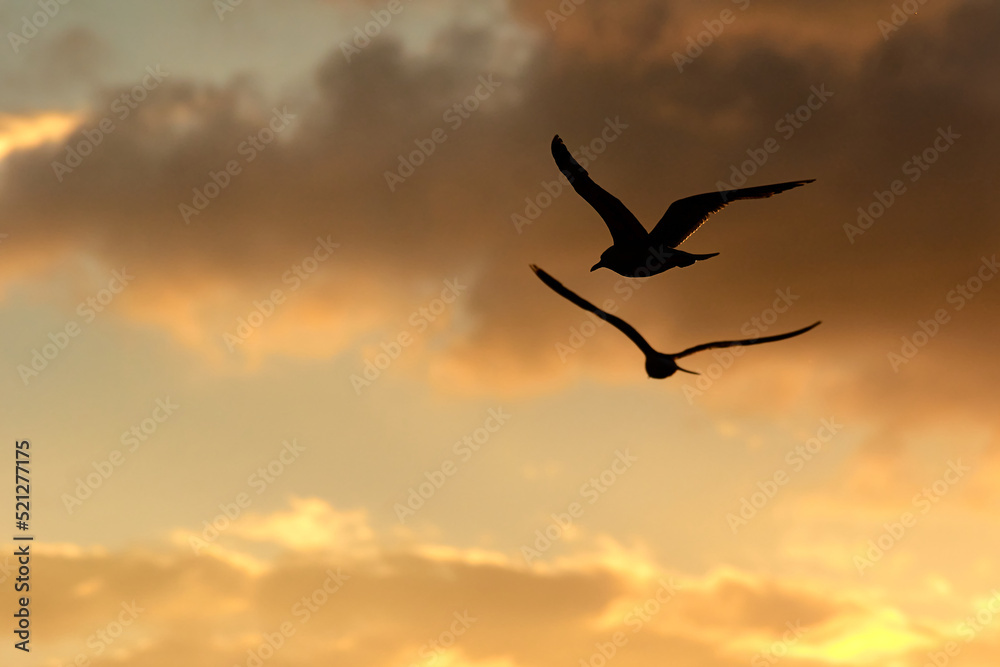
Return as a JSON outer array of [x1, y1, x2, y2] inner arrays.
[[550, 135, 647, 247], [649, 180, 815, 248], [531, 265, 655, 355], [674, 321, 821, 359]]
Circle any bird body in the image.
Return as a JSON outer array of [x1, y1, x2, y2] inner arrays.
[[531, 265, 820, 379], [550, 135, 814, 277], [592, 243, 719, 277]]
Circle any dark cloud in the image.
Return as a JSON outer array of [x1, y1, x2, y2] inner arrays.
[[1, 0, 998, 429]]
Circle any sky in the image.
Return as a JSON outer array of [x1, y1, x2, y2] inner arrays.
[[2, 0, 1000, 665]]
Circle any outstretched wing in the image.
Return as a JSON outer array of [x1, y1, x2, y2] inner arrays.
[[674, 321, 821, 359], [551, 135, 647, 247], [531, 265, 655, 355], [649, 180, 815, 248]]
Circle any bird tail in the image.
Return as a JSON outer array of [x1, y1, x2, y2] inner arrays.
[[671, 250, 719, 268]]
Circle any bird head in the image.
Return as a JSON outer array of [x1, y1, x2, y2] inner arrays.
[[645, 355, 698, 379], [592, 247, 622, 272]]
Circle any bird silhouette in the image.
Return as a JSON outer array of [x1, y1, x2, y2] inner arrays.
[[531, 265, 820, 378], [551, 135, 814, 277]]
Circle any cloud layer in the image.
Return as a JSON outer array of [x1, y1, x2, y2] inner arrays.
[[9, 497, 994, 667]]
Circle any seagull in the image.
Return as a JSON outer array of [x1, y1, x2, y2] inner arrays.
[[551, 135, 814, 277], [531, 265, 820, 378]]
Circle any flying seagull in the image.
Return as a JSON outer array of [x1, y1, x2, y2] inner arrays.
[[531, 265, 820, 378], [551, 135, 814, 277]]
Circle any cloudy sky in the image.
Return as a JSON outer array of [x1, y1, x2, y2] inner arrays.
[[2, 0, 1000, 665]]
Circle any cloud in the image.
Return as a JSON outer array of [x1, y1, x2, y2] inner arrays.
[[0, 110, 80, 161], [1, 496, 969, 667], [229, 497, 376, 550]]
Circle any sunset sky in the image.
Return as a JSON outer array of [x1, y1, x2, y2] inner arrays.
[[3, 1, 1000, 666]]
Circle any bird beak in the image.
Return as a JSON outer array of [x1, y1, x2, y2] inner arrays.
[[676, 365, 700, 375], [590, 261, 602, 272]]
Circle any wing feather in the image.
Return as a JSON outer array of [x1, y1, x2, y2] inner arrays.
[[674, 321, 821, 359], [531, 265, 654, 355], [650, 180, 815, 248], [551, 135, 647, 246]]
